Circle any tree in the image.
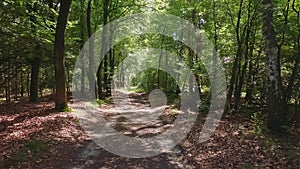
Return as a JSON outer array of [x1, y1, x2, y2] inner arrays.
[[262, 0, 287, 132], [54, 0, 72, 110], [96, 0, 109, 99], [28, 3, 41, 102], [86, 0, 96, 95]]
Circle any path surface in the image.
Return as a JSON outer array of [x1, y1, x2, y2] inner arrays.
[[69, 91, 191, 169]]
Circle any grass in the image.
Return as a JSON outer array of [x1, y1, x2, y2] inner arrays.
[[96, 97, 113, 105]]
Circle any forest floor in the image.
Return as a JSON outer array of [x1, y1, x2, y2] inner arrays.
[[0, 93, 299, 169]]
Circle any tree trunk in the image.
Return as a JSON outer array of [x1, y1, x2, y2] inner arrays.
[[158, 32, 165, 89], [28, 3, 40, 102], [262, 0, 287, 133], [27, 71, 30, 97], [104, 54, 108, 95], [107, 20, 115, 95], [86, 0, 96, 95], [80, 50, 85, 96], [245, 41, 257, 103], [108, 48, 114, 96], [234, 2, 254, 110], [5, 70, 10, 102], [80, 0, 86, 96], [97, 0, 109, 99], [165, 50, 169, 91], [29, 57, 40, 102], [20, 68, 24, 97], [14, 66, 18, 101], [54, 0, 72, 110], [227, 0, 244, 113]]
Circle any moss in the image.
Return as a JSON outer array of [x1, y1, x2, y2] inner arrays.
[[1, 140, 49, 168], [14, 140, 48, 161], [96, 99, 105, 105], [96, 97, 113, 105], [55, 104, 71, 112]]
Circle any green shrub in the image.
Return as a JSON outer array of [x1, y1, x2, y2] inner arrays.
[[251, 112, 267, 135]]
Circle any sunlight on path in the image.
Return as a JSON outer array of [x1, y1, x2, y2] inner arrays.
[[69, 91, 193, 168]]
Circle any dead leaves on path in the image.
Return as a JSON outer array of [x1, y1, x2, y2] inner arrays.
[[0, 95, 299, 168]]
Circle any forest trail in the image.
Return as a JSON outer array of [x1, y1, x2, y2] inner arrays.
[[75, 91, 180, 139], [2, 0, 300, 168], [0, 93, 299, 168], [0, 93, 193, 169], [69, 91, 191, 169]]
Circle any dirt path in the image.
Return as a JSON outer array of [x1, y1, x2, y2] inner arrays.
[[0, 93, 299, 168], [0, 93, 193, 169], [68, 91, 191, 169]]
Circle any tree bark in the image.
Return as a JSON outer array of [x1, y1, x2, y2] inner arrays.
[[79, 0, 86, 96], [20, 68, 24, 97], [97, 0, 109, 99], [28, 3, 40, 102], [108, 27, 114, 96], [29, 56, 40, 102], [103, 53, 109, 95], [86, 0, 96, 95], [262, 0, 287, 132], [54, 0, 72, 110]]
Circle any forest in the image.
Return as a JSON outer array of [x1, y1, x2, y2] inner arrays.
[[0, 0, 300, 168]]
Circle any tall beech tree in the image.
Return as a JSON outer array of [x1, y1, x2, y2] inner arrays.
[[28, 3, 40, 102], [54, 0, 72, 110], [262, 0, 287, 132], [96, 0, 109, 99], [86, 0, 96, 95]]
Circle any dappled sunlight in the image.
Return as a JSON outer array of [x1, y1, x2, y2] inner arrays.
[[0, 93, 299, 168]]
